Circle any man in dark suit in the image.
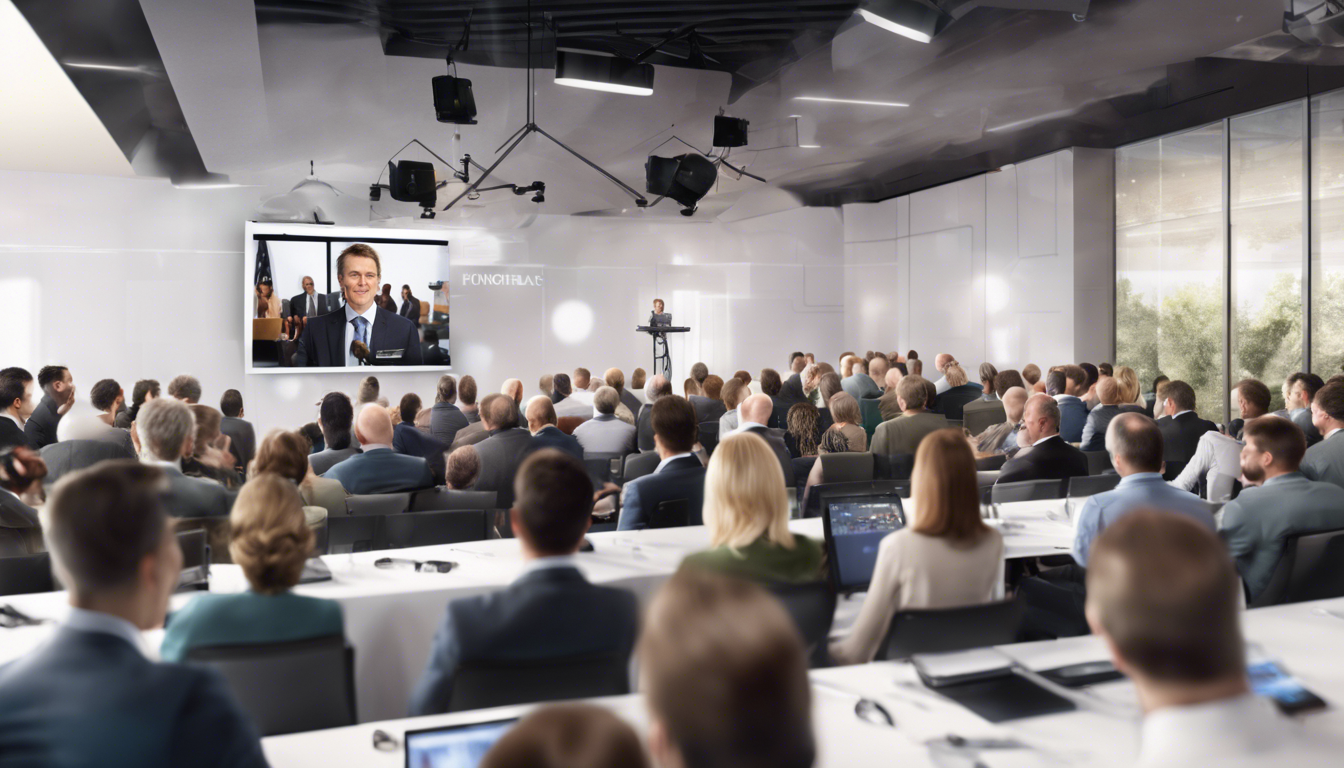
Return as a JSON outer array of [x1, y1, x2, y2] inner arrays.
[[290, 275, 330, 321], [1302, 380, 1344, 490], [1080, 378, 1144, 452], [1156, 380, 1219, 481], [525, 397, 583, 460], [138, 399, 236, 518], [294, 244, 424, 367], [325, 402, 434, 494], [638, 375, 672, 452], [1283, 372, 1325, 446], [619, 396, 706, 531], [0, 461, 268, 766], [24, 364, 75, 449], [730, 394, 795, 488], [398, 285, 422, 328], [392, 394, 450, 485], [409, 450, 639, 715], [996, 394, 1089, 485], [218, 389, 256, 474], [472, 393, 536, 510], [309, 392, 361, 475], [41, 436, 136, 490], [0, 367, 35, 451], [688, 375, 727, 425], [429, 374, 470, 445], [0, 445, 43, 556]]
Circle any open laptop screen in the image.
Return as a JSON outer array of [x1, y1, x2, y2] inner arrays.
[[404, 718, 517, 768], [823, 494, 906, 590]]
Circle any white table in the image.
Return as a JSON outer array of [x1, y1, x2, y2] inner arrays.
[[262, 597, 1344, 768], [0, 499, 1076, 722]]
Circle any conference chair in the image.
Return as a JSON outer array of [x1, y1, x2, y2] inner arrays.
[[859, 399, 884, 442], [327, 516, 381, 554], [1067, 474, 1121, 498], [187, 636, 356, 736], [447, 650, 631, 712], [818, 452, 875, 484], [963, 404, 1006, 439], [648, 499, 691, 529], [698, 422, 720, 456], [0, 551, 55, 596], [1250, 528, 1344, 607], [379, 510, 488, 549], [621, 451, 661, 484], [173, 516, 234, 564], [803, 480, 908, 519], [174, 529, 210, 592], [410, 487, 497, 512], [975, 454, 1008, 472], [877, 598, 1026, 661], [346, 493, 412, 517], [990, 479, 1066, 504], [873, 452, 916, 481], [583, 455, 616, 486], [1083, 451, 1113, 475], [766, 580, 837, 668]]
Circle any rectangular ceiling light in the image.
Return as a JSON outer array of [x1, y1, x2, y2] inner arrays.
[[858, 1, 944, 44], [794, 96, 908, 108], [554, 50, 654, 96]]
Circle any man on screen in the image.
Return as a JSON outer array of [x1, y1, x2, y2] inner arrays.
[[293, 244, 424, 367]]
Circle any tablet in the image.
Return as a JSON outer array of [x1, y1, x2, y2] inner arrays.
[[404, 718, 517, 768]]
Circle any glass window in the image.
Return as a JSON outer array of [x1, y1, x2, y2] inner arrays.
[[1312, 91, 1344, 379]]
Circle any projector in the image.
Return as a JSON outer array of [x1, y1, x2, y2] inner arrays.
[[432, 75, 478, 125]]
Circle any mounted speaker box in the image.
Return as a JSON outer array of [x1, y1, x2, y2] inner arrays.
[[388, 161, 437, 209], [432, 75, 478, 124], [713, 115, 750, 147]]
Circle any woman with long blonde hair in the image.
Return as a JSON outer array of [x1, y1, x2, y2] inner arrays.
[[1114, 366, 1146, 407]]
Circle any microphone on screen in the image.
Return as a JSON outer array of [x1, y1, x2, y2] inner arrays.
[[351, 340, 372, 366]]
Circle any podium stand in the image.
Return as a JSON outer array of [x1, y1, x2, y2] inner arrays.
[[636, 325, 689, 379]]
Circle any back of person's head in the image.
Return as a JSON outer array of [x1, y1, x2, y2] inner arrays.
[[538, 374, 554, 398], [552, 372, 573, 398], [690, 362, 709, 384], [883, 367, 902, 391], [1288, 371, 1326, 403], [818, 372, 843, 404], [357, 376, 380, 404], [631, 368, 647, 391], [1152, 374, 1170, 395], [852, 358, 869, 375], [828, 392, 860, 424], [943, 362, 968, 387], [572, 368, 592, 389], [704, 432, 791, 550], [720, 378, 748, 411], [820, 427, 850, 454], [593, 386, 620, 416], [646, 374, 672, 402], [36, 366, 68, 397], [911, 429, 987, 542], [896, 375, 928, 411], [527, 396, 557, 428], [1314, 380, 1344, 423], [1022, 363, 1041, 385], [399, 393, 421, 425], [1045, 369, 1067, 397], [1235, 378, 1271, 418], [459, 375, 479, 406], [639, 568, 814, 768], [513, 449, 593, 555], [786, 402, 820, 456], [131, 378, 159, 409], [481, 392, 520, 430], [909, 358, 924, 377], [219, 389, 244, 418], [252, 429, 310, 483], [701, 375, 724, 400], [1105, 413, 1163, 474], [139, 397, 195, 461], [501, 378, 524, 406], [446, 445, 481, 489], [90, 379, 121, 412], [1243, 415, 1307, 474], [790, 355, 807, 374], [354, 403, 395, 446], [229, 473, 313, 595], [1097, 377, 1120, 406], [1099, 362, 1114, 377], [188, 405, 223, 458], [994, 369, 1026, 397], [46, 461, 174, 609], [0, 368, 32, 413], [298, 423, 323, 452], [604, 368, 625, 393], [319, 391, 355, 450], [1085, 509, 1242, 687], [167, 374, 202, 403], [436, 374, 458, 404], [738, 393, 774, 426], [979, 362, 999, 388], [683, 377, 701, 398], [1026, 393, 1061, 433], [869, 356, 889, 380], [759, 368, 782, 397], [480, 703, 650, 768], [1002, 386, 1029, 422], [1165, 380, 1197, 412], [1080, 362, 1099, 390], [652, 396, 698, 453], [1115, 367, 1141, 403]]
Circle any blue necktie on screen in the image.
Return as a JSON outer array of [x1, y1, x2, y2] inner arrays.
[[352, 316, 369, 347]]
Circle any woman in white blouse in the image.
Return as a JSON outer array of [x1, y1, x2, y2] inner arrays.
[[829, 428, 1004, 665]]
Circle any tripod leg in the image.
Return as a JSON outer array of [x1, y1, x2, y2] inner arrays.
[[443, 125, 535, 211]]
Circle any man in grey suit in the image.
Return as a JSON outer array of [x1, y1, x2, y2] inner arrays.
[[637, 375, 671, 452], [871, 376, 948, 457], [573, 387, 637, 456], [841, 358, 881, 401], [218, 389, 256, 474], [734, 394, 795, 487], [1283, 372, 1325, 446], [429, 374, 470, 445], [1221, 416, 1344, 602], [290, 275, 330, 321], [40, 413, 137, 490], [473, 393, 536, 510], [1302, 380, 1344, 490], [137, 398, 235, 518], [309, 392, 361, 475], [324, 404, 434, 494]]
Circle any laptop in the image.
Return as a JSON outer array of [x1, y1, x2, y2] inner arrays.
[[821, 492, 906, 592], [404, 718, 518, 768]]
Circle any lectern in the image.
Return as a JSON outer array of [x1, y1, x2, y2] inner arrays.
[[636, 320, 689, 379]]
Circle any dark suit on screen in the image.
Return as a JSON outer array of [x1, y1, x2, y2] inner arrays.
[[289, 291, 330, 320], [618, 454, 706, 531], [473, 428, 534, 510], [293, 306, 423, 367], [0, 417, 32, 451], [323, 447, 433, 495], [23, 395, 62, 449], [996, 435, 1089, 486], [528, 425, 584, 461], [1158, 411, 1219, 481], [398, 297, 422, 328]]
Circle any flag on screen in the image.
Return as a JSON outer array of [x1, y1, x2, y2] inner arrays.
[[254, 240, 273, 285]]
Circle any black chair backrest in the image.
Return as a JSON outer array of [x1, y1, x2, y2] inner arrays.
[[447, 651, 630, 712], [1252, 528, 1344, 607], [583, 455, 616, 487], [803, 479, 908, 519], [975, 454, 1007, 472], [173, 516, 234, 564], [187, 635, 355, 736], [1084, 451, 1114, 475], [945, 419, 963, 430], [766, 580, 837, 668], [791, 456, 817, 485], [873, 452, 916, 480], [991, 479, 1065, 503], [879, 598, 1026, 661], [963, 403, 1006, 439], [0, 551, 55, 596], [818, 452, 875, 484], [698, 422, 720, 456], [410, 488, 497, 512], [648, 499, 691, 529], [327, 515, 381, 554], [622, 451, 661, 484], [1068, 474, 1121, 498], [175, 529, 210, 592], [346, 493, 411, 516], [379, 510, 487, 549]]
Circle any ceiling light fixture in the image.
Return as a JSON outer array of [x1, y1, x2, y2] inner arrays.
[[798, 144, 821, 148], [857, 0, 946, 43], [794, 96, 908, 107], [554, 50, 654, 96]]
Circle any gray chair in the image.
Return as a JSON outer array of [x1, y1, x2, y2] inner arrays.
[[410, 488, 497, 512], [766, 580, 836, 668], [0, 552, 55, 596], [346, 493, 411, 517], [327, 516, 381, 554], [698, 422, 719, 456], [1084, 451, 1113, 475], [1249, 528, 1344, 608], [963, 404, 1006, 439], [1067, 474, 1121, 498], [975, 454, 1008, 471], [379, 510, 487, 548], [186, 636, 355, 736], [878, 598, 1025, 661], [622, 451, 661, 484], [447, 651, 630, 712], [873, 452, 916, 480], [991, 479, 1065, 503], [583, 455, 618, 487], [818, 452, 875, 484]]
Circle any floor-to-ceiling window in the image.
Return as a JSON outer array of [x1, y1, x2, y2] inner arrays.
[[1312, 91, 1344, 376]]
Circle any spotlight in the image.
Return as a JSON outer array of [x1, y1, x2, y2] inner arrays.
[[388, 160, 438, 209], [555, 50, 654, 96], [645, 154, 717, 215], [858, 0, 945, 43], [432, 75, 478, 124], [713, 115, 750, 148]]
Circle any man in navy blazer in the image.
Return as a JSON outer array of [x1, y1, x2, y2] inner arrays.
[[325, 403, 433, 494], [1049, 367, 1089, 443], [0, 461, 267, 766], [524, 397, 583, 461], [619, 396, 706, 531], [409, 450, 639, 715], [392, 394, 450, 485], [294, 244, 423, 367]]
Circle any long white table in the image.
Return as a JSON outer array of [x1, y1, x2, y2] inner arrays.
[[0, 499, 1077, 722], [261, 597, 1344, 768]]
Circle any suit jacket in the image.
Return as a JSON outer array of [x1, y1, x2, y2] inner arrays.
[[161, 463, 236, 518], [618, 389, 642, 419], [473, 428, 534, 509], [293, 305, 424, 367], [398, 297, 422, 327], [40, 439, 136, 489], [528, 425, 584, 461], [636, 403, 655, 452], [688, 396, 726, 425], [1291, 408, 1323, 447], [289, 291, 330, 319], [1220, 472, 1344, 600], [161, 591, 344, 664], [409, 565, 639, 715], [737, 424, 796, 487], [0, 623, 267, 767], [1079, 404, 1144, 452], [308, 445, 360, 476], [870, 412, 948, 457], [877, 390, 903, 423], [322, 447, 433, 495], [0, 490, 40, 556], [996, 435, 1089, 485], [572, 415, 637, 456], [1158, 411, 1219, 481], [219, 417, 256, 473], [449, 422, 490, 450], [841, 374, 882, 402], [1302, 430, 1344, 491], [430, 402, 471, 446], [933, 383, 984, 421], [618, 455, 706, 531], [0, 417, 31, 451], [1054, 395, 1089, 443], [23, 394, 62, 449], [777, 373, 809, 407], [961, 396, 1006, 434], [393, 424, 450, 485]]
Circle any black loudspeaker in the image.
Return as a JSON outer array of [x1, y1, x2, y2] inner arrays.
[[432, 75, 478, 124], [713, 115, 749, 148], [388, 161, 437, 208], [645, 153, 718, 214]]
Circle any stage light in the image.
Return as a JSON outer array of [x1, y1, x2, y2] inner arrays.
[[554, 50, 654, 96], [857, 0, 945, 43], [387, 160, 438, 209], [645, 153, 718, 216], [713, 115, 750, 148], [432, 75, 478, 124]]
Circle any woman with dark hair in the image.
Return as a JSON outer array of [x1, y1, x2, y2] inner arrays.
[[785, 402, 822, 458], [127, 379, 159, 425]]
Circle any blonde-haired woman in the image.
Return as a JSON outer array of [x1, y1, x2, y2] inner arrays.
[[829, 429, 1003, 665], [1114, 366, 1146, 408], [160, 473, 344, 662], [681, 432, 824, 584]]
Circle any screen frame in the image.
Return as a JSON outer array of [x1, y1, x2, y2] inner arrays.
[[244, 221, 451, 375], [820, 488, 906, 592], [403, 717, 519, 768]]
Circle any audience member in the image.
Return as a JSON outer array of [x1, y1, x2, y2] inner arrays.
[[817, 372, 843, 415], [932, 362, 982, 420], [183, 405, 242, 490], [718, 378, 749, 434], [252, 429, 346, 523], [161, 473, 343, 662], [995, 369, 1027, 395], [604, 368, 641, 416], [1157, 380, 1219, 481], [569, 368, 596, 409], [480, 703, 650, 768], [619, 396, 705, 530], [393, 393, 451, 483], [39, 414, 137, 489], [526, 396, 583, 460], [25, 364, 75, 449], [1144, 374, 1169, 417], [167, 374, 202, 404], [501, 378, 525, 420], [429, 375, 470, 445], [90, 378, 124, 428], [138, 398, 235, 518], [537, 374, 554, 401], [877, 367, 905, 422], [459, 375, 481, 423], [1080, 377, 1141, 452], [309, 392, 360, 475], [1227, 378, 1271, 440], [1049, 366, 1088, 443], [690, 375, 727, 424], [841, 358, 881, 401], [690, 362, 709, 388], [682, 376, 701, 399], [297, 422, 324, 453], [831, 430, 1003, 664], [445, 445, 481, 490], [1220, 416, 1344, 602], [0, 367, 35, 450], [784, 401, 823, 458], [974, 386, 1028, 455], [1022, 363, 1041, 388], [839, 354, 857, 379], [127, 378, 159, 426], [637, 375, 672, 452], [573, 387, 638, 456], [929, 353, 954, 395], [962, 366, 1007, 431], [802, 364, 825, 408], [1284, 372, 1325, 446], [0, 445, 43, 554], [911, 359, 925, 377], [1171, 379, 1267, 502], [683, 432, 824, 583], [324, 404, 433, 494], [1114, 366, 1145, 408], [1302, 380, 1344, 489], [820, 393, 867, 453], [995, 394, 1088, 485], [778, 357, 810, 407], [976, 363, 999, 400], [356, 375, 379, 405], [1078, 362, 1101, 409], [734, 394, 795, 486], [410, 450, 638, 715], [870, 376, 947, 456], [218, 389, 256, 473], [868, 356, 890, 394], [0, 461, 268, 766], [631, 368, 647, 394], [472, 393, 535, 509]]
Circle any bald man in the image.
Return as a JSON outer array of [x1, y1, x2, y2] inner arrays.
[[995, 394, 1088, 485], [933, 352, 956, 395], [526, 396, 583, 460], [975, 386, 1028, 454], [323, 404, 433, 493], [501, 378, 525, 422], [733, 394, 795, 486], [473, 393, 535, 509]]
